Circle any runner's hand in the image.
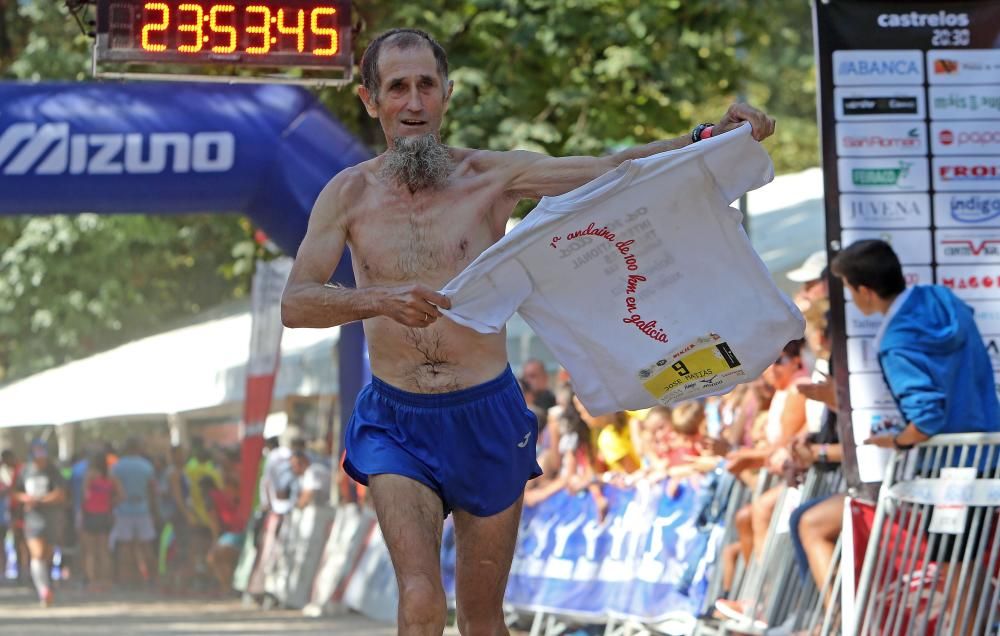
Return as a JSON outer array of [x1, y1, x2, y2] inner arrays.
[[380, 284, 452, 328], [716, 103, 776, 142]]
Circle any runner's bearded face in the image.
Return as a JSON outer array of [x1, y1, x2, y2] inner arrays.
[[361, 43, 453, 150]]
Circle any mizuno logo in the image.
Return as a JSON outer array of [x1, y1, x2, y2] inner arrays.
[[0, 123, 235, 176]]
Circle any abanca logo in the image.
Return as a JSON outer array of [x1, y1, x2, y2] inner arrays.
[[0, 122, 235, 175], [838, 58, 920, 79]]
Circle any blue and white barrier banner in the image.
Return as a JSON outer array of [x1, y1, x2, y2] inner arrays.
[[443, 479, 717, 625]]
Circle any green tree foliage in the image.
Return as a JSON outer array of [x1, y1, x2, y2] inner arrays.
[[328, 0, 818, 171], [0, 0, 817, 382]]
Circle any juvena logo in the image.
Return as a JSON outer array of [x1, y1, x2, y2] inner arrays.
[[848, 197, 923, 221], [842, 97, 918, 116], [853, 161, 912, 187]]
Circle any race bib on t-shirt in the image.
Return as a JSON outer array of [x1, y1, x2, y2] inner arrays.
[[638, 333, 746, 405]]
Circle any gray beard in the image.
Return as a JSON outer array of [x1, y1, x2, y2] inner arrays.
[[379, 134, 453, 192]]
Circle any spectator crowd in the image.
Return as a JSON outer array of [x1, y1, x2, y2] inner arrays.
[[1, 239, 996, 634], [0, 430, 330, 607]]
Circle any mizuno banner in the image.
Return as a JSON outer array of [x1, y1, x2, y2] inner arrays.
[[0, 82, 370, 255]]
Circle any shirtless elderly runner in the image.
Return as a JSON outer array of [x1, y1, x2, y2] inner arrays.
[[282, 28, 775, 636]]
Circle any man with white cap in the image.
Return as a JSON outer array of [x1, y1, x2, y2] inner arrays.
[[787, 250, 828, 307]]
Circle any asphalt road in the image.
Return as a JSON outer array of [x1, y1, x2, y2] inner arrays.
[[0, 583, 420, 636]]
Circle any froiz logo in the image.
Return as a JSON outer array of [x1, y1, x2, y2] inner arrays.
[[950, 195, 1000, 224], [939, 164, 1000, 182], [0, 123, 235, 176]]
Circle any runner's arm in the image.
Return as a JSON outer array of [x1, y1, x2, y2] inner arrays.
[[493, 103, 775, 204], [37, 485, 65, 506], [281, 171, 452, 329]]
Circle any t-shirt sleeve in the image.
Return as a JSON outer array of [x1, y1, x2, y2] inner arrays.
[[700, 124, 775, 204], [439, 257, 534, 334]]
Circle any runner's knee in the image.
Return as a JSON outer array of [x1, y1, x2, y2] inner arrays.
[[457, 609, 506, 636], [398, 573, 446, 629]]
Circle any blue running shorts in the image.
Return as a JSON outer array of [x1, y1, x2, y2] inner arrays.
[[344, 365, 543, 517]]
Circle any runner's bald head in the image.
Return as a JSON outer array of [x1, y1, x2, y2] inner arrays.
[[361, 28, 449, 104]]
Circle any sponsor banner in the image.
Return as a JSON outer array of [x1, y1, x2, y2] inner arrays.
[[985, 335, 1000, 370], [927, 49, 1000, 85], [938, 264, 1000, 301], [833, 50, 924, 86], [847, 337, 880, 373], [935, 229, 1000, 264], [849, 372, 897, 409], [933, 157, 1000, 192], [841, 228, 931, 264], [851, 408, 905, 440], [838, 157, 929, 193], [845, 302, 881, 337], [503, 482, 712, 623], [834, 87, 926, 121], [836, 122, 927, 157], [902, 266, 934, 288], [930, 121, 1000, 155], [929, 85, 1000, 120], [839, 193, 931, 229], [968, 300, 1000, 335], [933, 192, 1000, 228]]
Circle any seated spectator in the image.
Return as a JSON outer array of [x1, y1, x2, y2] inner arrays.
[[636, 406, 671, 470], [520, 359, 556, 411], [571, 396, 639, 474], [557, 393, 609, 521]]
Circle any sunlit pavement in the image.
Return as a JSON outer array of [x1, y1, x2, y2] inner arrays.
[[0, 582, 446, 636]]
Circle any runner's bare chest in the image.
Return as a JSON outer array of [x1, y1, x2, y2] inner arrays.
[[347, 167, 512, 289]]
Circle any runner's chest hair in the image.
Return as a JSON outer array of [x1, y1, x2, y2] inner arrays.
[[358, 204, 485, 281]]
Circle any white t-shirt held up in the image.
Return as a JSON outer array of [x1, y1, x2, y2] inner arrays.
[[441, 125, 805, 414]]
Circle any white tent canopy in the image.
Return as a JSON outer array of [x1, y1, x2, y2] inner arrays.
[[0, 306, 339, 428]]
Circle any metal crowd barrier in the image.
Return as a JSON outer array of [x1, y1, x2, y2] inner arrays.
[[693, 466, 844, 635], [851, 432, 1000, 636]]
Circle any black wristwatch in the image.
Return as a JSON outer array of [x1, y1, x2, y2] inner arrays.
[[892, 435, 914, 451], [691, 122, 714, 143]]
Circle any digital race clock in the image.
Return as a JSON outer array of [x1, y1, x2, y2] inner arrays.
[[94, 0, 352, 79]]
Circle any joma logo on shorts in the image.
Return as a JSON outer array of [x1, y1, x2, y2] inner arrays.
[[0, 122, 236, 175]]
